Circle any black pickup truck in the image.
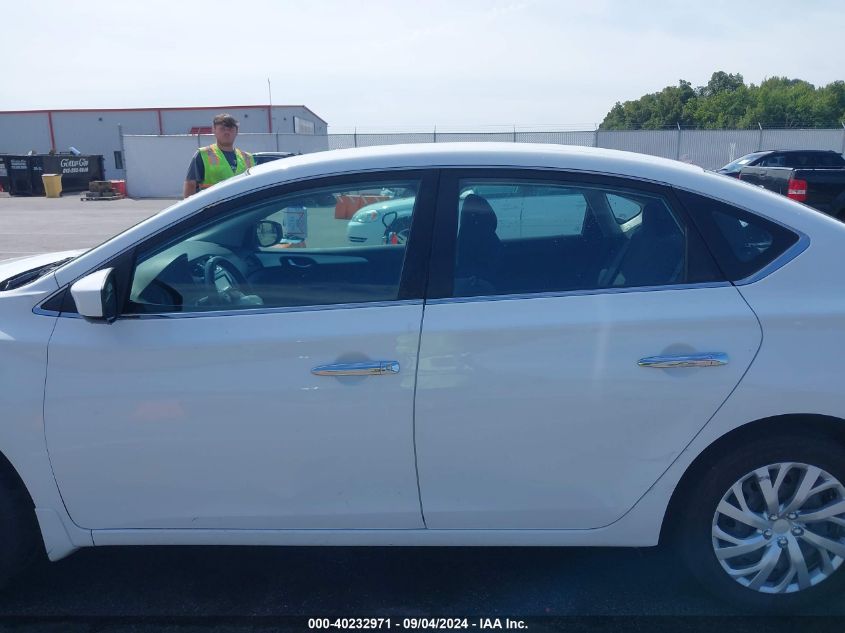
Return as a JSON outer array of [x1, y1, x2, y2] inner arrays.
[[718, 150, 845, 219]]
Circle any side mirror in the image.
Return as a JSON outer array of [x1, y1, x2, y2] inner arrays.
[[255, 220, 283, 247], [70, 268, 118, 323], [382, 210, 398, 228]]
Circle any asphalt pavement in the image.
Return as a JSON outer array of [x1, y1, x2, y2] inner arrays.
[[0, 194, 171, 261], [1, 193, 844, 631]]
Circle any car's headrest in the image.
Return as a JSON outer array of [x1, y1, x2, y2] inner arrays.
[[460, 194, 498, 234]]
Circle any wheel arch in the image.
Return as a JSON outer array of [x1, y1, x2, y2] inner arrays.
[[0, 449, 37, 512], [659, 413, 845, 544]]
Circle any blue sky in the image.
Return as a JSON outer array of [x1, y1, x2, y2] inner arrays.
[[2, 0, 842, 131]]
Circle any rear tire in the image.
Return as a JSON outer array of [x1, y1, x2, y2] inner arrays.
[[677, 433, 845, 612]]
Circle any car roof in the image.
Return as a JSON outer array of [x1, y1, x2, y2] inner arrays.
[[246, 142, 706, 185], [757, 149, 840, 154]]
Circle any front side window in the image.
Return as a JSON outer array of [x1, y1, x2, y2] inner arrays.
[[450, 178, 721, 298], [127, 177, 422, 313]]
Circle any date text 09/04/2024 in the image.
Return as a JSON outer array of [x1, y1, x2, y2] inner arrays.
[[308, 618, 528, 630]]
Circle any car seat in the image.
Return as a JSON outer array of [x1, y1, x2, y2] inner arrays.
[[454, 194, 503, 295], [601, 200, 684, 288]]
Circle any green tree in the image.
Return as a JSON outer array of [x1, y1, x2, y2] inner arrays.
[[601, 80, 697, 129], [599, 72, 845, 129], [739, 77, 818, 128], [700, 71, 745, 98]]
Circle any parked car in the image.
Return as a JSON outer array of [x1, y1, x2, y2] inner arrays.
[[251, 151, 296, 165], [717, 152, 767, 177], [346, 196, 416, 244], [718, 150, 845, 219], [251, 152, 335, 208], [346, 184, 609, 245], [2, 143, 845, 611]]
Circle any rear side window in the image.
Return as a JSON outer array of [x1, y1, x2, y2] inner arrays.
[[675, 189, 799, 281], [759, 154, 786, 167], [446, 177, 722, 298]]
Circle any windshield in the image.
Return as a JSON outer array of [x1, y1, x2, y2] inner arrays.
[[720, 153, 768, 172], [0, 256, 76, 291]]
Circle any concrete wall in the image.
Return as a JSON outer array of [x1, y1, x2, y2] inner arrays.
[[124, 133, 331, 198], [678, 130, 761, 167], [760, 129, 845, 152], [123, 135, 200, 198]]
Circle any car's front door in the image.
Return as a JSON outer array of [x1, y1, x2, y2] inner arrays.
[[415, 170, 763, 529], [44, 171, 436, 530]]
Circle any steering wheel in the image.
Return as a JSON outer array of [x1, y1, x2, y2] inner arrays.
[[202, 255, 250, 305]]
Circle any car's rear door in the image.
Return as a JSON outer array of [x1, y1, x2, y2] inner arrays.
[[415, 169, 762, 529]]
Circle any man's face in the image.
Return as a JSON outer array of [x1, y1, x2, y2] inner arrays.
[[213, 122, 238, 146]]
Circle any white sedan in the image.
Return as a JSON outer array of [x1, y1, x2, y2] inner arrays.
[[346, 197, 415, 244], [1, 143, 844, 611]]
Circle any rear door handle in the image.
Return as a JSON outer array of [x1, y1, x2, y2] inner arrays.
[[312, 361, 400, 376], [638, 353, 728, 368]]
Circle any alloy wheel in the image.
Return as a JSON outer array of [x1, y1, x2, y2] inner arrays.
[[712, 462, 845, 594]]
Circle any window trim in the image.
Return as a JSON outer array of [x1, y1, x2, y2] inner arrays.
[[426, 281, 733, 305], [427, 168, 725, 300]]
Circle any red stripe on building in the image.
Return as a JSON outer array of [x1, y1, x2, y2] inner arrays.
[[0, 105, 328, 125], [47, 111, 56, 152]]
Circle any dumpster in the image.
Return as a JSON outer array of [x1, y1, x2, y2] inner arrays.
[[2, 154, 104, 196], [5, 156, 36, 195], [43, 155, 104, 193], [42, 174, 63, 198], [0, 156, 9, 193]]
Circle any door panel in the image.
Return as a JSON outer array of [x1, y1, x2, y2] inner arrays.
[[416, 287, 761, 529], [45, 305, 424, 529]]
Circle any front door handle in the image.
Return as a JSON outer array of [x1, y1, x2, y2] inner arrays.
[[638, 353, 728, 368], [312, 361, 400, 376]]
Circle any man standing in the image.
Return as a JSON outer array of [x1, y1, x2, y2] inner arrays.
[[183, 113, 254, 198]]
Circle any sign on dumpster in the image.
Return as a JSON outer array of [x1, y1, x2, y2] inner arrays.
[[57, 157, 91, 176]]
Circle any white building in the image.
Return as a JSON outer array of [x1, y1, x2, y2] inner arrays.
[[0, 105, 328, 180]]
